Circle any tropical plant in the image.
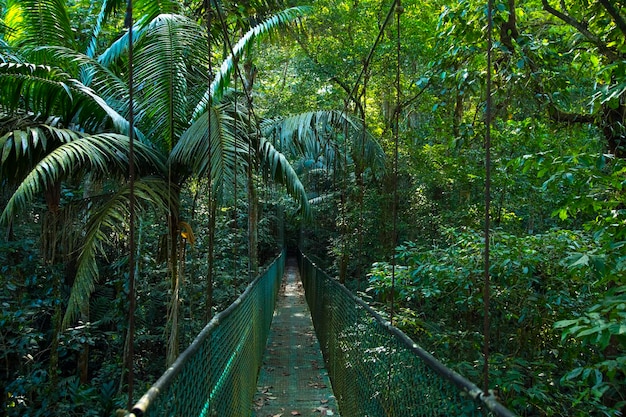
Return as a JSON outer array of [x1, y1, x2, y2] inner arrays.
[[1, 0, 317, 367]]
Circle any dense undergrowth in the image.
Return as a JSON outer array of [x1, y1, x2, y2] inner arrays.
[[366, 228, 625, 416], [3, 0, 626, 416], [0, 190, 283, 416]]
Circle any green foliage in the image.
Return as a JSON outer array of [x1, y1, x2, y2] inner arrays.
[[554, 288, 626, 413], [367, 228, 623, 416], [2, 0, 626, 415]]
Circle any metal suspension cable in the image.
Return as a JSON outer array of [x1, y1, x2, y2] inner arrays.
[[483, 0, 494, 395], [124, 0, 136, 409], [390, 0, 402, 328], [213, 5, 261, 131], [233, 72, 239, 281], [205, 0, 215, 322], [358, 65, 368, 291], [343, 0, 400, 110]]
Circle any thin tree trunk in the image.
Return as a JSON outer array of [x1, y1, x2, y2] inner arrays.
[[77, 173, 99, 384], [453, 89, 463, 138], [44, 182, 62, 392], [166, 214, 180, 366], [48, 271, 62, 390], [248, 171, 258, 278], [77, 306, 89, 383], [206, 195, 216, 321], [43, 182, 61, 263]]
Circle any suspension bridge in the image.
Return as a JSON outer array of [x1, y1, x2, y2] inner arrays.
[[123, 250, 516, 417]]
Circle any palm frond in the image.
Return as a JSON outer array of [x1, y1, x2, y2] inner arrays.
[[261, 110, 386, 179], [97, 17, 149, 68], [0, 113, 84, 181], [258, 137, 310, 219], [0, 63, 137, 136], [169, 105, 248, 202], [136, 0, 181, 22], [0, 133, 166, 224], [63, 176, 175, 327], [85, 0, 181, 60], [350, 127, 386, 180], [85, 0, 183, 59], [0, 16, 21, 62], [309, 192, 337, 205], [261, 110, 340, 153], [192, 6, 311, 118], [85, 0, 112, 60], [35, 46, 131, 116], [133, 14, 205, 150], [11, 0, 75, 49]]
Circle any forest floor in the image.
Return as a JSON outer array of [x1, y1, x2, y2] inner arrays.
[[252, 258, 339, 417]]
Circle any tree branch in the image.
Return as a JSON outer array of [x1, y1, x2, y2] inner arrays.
[[547, 105, 595, 124], [295, 36, 364, 116], [541, 0, 622, 61], [598, 0, 626, 37]]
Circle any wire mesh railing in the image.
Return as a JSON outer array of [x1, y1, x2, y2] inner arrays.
[[126, 250, 285, 417], [298, 250, 517, 417]]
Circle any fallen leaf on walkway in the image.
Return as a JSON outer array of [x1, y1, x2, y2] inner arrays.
[[291, 411, 301, 416], [272, 414, 283, 417]]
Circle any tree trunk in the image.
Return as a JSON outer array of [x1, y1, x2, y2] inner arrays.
[[244, 56, 259, 279], [48, 270, 62, 392], [603, 101, 626, 158], [453, 89, 463, 138], [339, 192, 348, 285], [206, 196, 217, 322], [166, 214, 180, 366], [43, 182, 62, 393], [77, 307, 89, 383], [42, 181, 61, 263], [248, 170, 259, 279]]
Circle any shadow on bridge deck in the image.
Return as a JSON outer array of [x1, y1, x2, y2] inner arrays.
[[252, 258, 339, 417]]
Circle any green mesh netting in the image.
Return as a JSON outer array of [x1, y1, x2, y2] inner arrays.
[[128, 251, 285, 417], [298, 251, 516, 417]]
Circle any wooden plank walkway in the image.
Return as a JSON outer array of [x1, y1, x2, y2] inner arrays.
[[252, 258, 340, 417]]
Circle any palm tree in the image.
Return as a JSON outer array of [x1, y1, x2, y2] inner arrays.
[[1, 0, 384, 387], [1, 1, 312, 367], [260, 109, 386, 281]]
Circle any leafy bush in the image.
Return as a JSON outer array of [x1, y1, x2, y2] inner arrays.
[[367, 227, 624, 416]]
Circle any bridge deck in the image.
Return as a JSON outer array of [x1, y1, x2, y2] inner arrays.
[[252, 258, 340, 417]]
